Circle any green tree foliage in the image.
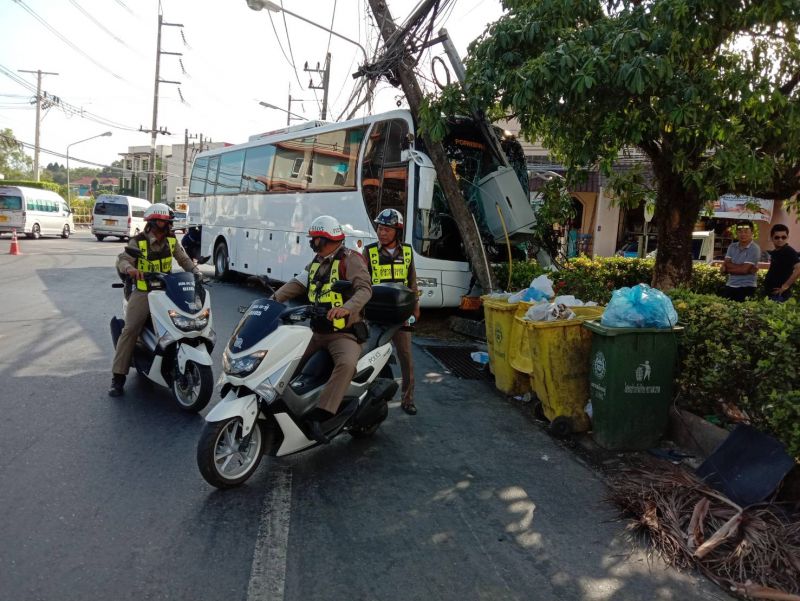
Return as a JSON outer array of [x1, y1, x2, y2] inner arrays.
[[0, 128, 33, 179], [426, 0, 800, 289]]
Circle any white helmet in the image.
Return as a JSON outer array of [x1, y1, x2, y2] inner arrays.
[[144, 203, 173, 222], [308, 215, 344, 241]]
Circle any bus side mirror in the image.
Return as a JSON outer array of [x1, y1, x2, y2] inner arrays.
[[402, 149, 436, 211]]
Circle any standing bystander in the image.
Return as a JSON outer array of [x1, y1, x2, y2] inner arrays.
[[763, 224, 800, 302], [720, 220, 760, 302]]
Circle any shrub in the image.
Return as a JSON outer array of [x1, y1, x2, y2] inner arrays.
[[669, 289, 800, 457]]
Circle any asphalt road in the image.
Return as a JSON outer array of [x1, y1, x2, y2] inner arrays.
[[0, 231, 730, 601]]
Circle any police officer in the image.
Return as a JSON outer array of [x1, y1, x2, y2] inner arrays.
[[109, 203, 201, 396], [274, 215, 372, 443], [363, 208, 421, 415]]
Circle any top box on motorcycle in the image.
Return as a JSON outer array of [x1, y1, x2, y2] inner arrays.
[[364, 283, 415, 324]]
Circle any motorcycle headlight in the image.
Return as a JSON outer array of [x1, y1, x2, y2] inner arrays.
[[168, 308, 210, 332], [223, 349, 267, 377]]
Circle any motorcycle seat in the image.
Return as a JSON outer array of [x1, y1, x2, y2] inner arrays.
[[290, 350, 334, 394]]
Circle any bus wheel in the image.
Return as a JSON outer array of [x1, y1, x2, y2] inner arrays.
[[214, 241, 230, 280], [61, 224, 70, 239]]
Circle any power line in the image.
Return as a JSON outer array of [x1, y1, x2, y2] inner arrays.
[[11, 0, 129, 83], [67, 0, 142, 56]]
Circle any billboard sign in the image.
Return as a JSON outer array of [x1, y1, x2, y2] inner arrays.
[[710, 194, 774, 222]]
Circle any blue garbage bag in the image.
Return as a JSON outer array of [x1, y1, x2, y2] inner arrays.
[[600, 284, 678, 328]]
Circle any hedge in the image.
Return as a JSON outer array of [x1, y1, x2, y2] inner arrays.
[[493, 257, 800, 457], [0, 180, 64, 196]]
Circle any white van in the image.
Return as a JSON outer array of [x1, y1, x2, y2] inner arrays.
[[0, 186, 75, 239], [92, 195, 151, 241]]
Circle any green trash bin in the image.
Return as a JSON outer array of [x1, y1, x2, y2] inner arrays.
[[583, 320, 683, 450]]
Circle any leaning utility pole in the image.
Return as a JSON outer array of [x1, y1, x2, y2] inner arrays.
[[366, 0, 495, 292], [19, 68, 58, 181], [182, 128, 199, 186], [305, 53, 331, 120], [149, 9, 182, 201]]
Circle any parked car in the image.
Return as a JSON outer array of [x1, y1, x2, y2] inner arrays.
[[617, 231, 715, 263]]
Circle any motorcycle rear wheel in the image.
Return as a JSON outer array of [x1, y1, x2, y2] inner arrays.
[[173, 359, 213, 413], [197, 417, 264, 489]]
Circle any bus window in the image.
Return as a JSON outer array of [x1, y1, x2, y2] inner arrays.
[[274, 137, 313, 191], [206, 156, 220, 195], [217, 149, 245, 194], [243, 144, 275, 193], [189, 157, 209, 196], [361, 119, 409, 221], [307, 126, 366, 192]]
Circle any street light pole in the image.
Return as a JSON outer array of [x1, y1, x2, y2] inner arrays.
[[245, 0, 368, 63], [66, 132, 112, 204], [258, 101, 307, 123]]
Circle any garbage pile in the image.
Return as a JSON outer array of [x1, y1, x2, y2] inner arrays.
[[601, 283, 678, 328], [608, 465, 800, 600], [489, 275, 599, 322]]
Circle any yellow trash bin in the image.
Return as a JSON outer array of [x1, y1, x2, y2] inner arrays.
[[481, 297, 531, 395], [515, 305, 604, 436]]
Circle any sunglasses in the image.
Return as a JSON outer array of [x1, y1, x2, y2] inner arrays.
[[773, 235, 788, 240]]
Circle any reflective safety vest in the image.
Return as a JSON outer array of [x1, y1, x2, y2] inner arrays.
[[307, 250, 346, 331], [367, 243, 412, 285], [136, 236, 177, 291]]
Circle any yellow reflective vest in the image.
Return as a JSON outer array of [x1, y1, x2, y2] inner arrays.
[[367, 243, 412, 285], [307, 250, 346, 331], [135, 236, 177, 291]]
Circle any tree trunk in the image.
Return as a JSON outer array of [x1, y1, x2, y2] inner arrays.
[[652, 173, 703, 290]]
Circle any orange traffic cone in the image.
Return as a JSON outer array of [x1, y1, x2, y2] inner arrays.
[[9, 229, 21, 255]]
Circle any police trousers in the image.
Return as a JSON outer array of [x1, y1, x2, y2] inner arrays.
[[302, 331, 361, 414], [392, 329, 414, 404], [112, 290, 150, 375]]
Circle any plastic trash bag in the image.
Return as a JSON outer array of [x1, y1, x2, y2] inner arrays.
[[508, 286, 551, 304], [530, 274, 555, 297], [600, 284, 678, 328], [524, 302, 577, 322]]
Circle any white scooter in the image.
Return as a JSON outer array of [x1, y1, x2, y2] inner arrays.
[[196, 282, 414, 489], [110, 255, 216, 413]]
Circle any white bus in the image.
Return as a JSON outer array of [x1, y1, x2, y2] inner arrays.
[[91, 194, 151, 241], [189, 109, 536, 307], [0, 186, 74, 239]]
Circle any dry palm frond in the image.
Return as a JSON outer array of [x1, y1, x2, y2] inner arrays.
[[607, 465, 800, 599]]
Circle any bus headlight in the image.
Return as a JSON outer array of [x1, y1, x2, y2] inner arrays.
[[416, 277, 438, 288], [168, 308, 210, 331], [223, 349, 267, 377]]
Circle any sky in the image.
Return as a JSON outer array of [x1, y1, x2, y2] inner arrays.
[[0, 0, 503, 175]]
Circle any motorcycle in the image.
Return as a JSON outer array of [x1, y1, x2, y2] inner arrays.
[[110, 250, 216, 413], [196, 282, 415, 489]]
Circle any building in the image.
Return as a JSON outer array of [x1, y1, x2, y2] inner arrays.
[[69, 176, 119, 197], [118, 141, 228, 205], [500, 120, 800, 258]]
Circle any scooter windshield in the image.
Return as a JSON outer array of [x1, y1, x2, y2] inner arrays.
[[163, 272, 206, 313], [228, 298, 286, 353]]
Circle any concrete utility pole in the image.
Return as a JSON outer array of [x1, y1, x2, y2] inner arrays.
[[366, 0, 495, 292], [148, 9, 182, 201], [305, 53, 331, 120], [19, 69, 58, 181], [182, 128, 199, 186]]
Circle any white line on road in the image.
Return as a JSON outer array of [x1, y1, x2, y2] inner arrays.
[[247, 466, 293, 601]]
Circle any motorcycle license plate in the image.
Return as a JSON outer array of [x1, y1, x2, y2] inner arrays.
[[103, 219, 116, 225]]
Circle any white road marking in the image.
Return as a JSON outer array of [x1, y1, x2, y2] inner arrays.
[[247, 467, 293, 601]]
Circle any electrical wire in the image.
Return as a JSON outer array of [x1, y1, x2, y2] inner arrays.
[[67, 0, 143, 56], [10, 0, 129, 83], [278, 0, 321, 116], [266, 8, 306, 92]]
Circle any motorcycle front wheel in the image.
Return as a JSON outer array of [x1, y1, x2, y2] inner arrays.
[[173, 359, 213, 412], [197, 418, 264, 489]]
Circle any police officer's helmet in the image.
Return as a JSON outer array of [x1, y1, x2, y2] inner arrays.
[[144, 203, 174, 222], [374, 208, 404, 230], [307, 215, 345, 240]]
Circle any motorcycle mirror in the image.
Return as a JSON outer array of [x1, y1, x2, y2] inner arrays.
[[330, 279, 353, 293], [111, 282, 124, 289], [197, 255, 211, 265]]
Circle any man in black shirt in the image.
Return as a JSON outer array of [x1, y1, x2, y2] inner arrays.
[[764, 224, 800, 302]]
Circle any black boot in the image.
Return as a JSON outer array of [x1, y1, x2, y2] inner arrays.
[[108, 374, 126, 397], [306, 408, 333, 444]]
